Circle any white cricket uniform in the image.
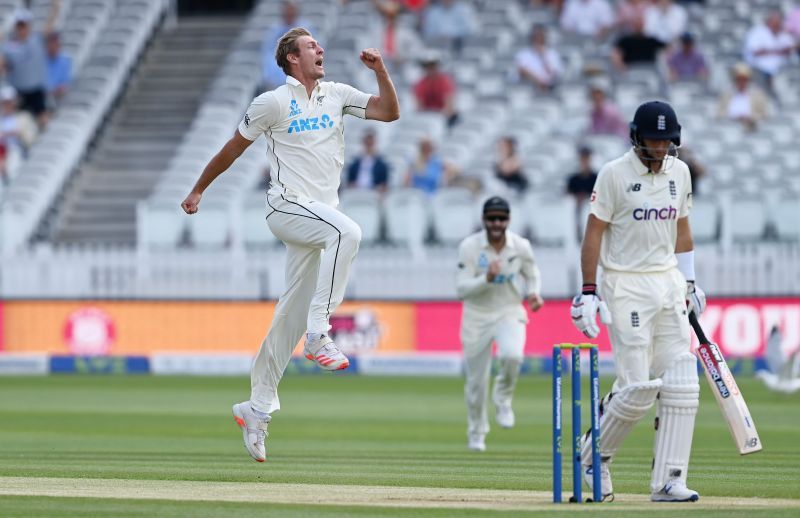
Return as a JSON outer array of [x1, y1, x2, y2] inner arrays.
[[456, 230, 541, 437], [591, 149, 693, 389], [239, 76, 371, 414]]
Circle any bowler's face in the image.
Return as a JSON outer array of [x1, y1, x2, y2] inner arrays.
[[294, 35, 325, 80]]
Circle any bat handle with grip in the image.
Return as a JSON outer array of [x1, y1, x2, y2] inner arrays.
[[688, 311, 709, 344]]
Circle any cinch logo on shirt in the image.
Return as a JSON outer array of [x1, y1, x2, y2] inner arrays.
[[287, 114, 335, 133], [632, 205, 678, 221]]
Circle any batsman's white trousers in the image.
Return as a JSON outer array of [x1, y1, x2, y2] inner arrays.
[[250, 192, 361, 414], [602, 268, 691, 390], [461, 307, 526, 436]]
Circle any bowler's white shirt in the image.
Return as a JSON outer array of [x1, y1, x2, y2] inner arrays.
[[238, 76, 371, 206], [590, 149, 692, 273], [456, 230, 541, 320]]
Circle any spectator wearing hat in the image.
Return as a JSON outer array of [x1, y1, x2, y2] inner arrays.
[[0, 85, 38, 184], [2, 2, 61, 128], [412, 51, 459, 127], [513, 25, 563, 93], [667, 33, 709, 83], [45, 31, 72, 105], [716, 63, 770, 131], [346, 129, 390, 193]]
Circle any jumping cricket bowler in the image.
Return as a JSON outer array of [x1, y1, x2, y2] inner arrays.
[[181, 28, 399, 462], [571, 100, 706, 501], [456, 196, 544, 452]]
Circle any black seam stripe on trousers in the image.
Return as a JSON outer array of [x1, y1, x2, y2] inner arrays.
[[269, 195, 343, 321], [282, 195, 343, 321], [268, 128, 282, 187], [265, 209, 276, 221]]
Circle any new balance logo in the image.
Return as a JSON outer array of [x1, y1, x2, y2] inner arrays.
[[627, 183, 642, 192], [288, 114, 335, 133], [657, 115, 666, 130]]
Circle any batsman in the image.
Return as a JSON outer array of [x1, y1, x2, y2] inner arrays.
[[570, 100, 706, 502]]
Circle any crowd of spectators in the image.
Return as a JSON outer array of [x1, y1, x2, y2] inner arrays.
[[255, 0, 800, 210], [0, 1, 72, 185]]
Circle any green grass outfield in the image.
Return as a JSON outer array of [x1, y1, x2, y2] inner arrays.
[[0, 374, 798, 516]]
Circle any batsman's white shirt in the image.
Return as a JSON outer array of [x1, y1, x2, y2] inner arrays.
[[457, 230, 541, 324], [591, 149, 693, 388], [238, 75, 371, 207], [590, 148, 692, 274]]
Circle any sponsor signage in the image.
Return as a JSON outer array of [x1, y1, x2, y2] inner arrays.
[[2, 299, 797, 359]]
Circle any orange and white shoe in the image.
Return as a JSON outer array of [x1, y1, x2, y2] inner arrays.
[[304, 334, 350, 371], [232, 401, 270, 462]]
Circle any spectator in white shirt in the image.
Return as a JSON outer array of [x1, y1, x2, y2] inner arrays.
[[513, 25, 563, 92], [716, 63, 770, 132], [560, 0, 614, 39], [644, 0, 687, 44], [744, 11, 795, 94]]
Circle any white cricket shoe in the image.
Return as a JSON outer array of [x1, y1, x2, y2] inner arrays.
[[495, 403, 515, 429], [232, 401, 270, 462], [467, 433, 486, 452], [304, 335, 350, 371], [583, 462, 613, 501], [651, 479, 700, 502]]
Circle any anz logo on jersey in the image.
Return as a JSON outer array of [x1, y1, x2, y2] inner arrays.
[[288, 114, 335, 134]]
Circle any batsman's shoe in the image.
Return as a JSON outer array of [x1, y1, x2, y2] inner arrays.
[[583, 462, 613, 501], [304, 334, 350, 371], [651, 479, 700, 502], [467, 433, 486, 452], [232, 401, 270, 462], [495, 403, 515, 429]]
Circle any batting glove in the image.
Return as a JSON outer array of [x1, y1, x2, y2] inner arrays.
[[570, 284, 612, 339], [686, 281, 706, 316]]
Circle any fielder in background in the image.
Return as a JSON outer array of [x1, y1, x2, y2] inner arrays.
[[571, 101, 706, 502], [456, 196, 544, 452], [181, 28, 399, 462]]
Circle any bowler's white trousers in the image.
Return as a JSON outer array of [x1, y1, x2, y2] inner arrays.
[[461, 306, 527, 436], [250, 191, 361, 414]]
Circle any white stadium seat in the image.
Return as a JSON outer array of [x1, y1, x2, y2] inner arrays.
[[339, 189, 383, 244], [384, 188, 429, 246], [431, 187, 478, 244]]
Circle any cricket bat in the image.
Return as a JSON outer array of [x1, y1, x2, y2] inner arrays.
[[689, 311, 762, 455]]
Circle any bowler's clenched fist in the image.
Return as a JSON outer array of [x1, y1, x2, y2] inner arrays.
[[360, 48, 386, 71]]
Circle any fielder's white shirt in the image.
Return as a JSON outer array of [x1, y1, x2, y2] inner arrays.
[[456, 230, 541, 320], [238, 76, 372, 206], [590, 148, 692, 273]]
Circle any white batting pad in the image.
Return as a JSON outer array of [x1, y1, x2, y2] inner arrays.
[[651, 352, 700, 492], [582, 379, 663, 464]]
